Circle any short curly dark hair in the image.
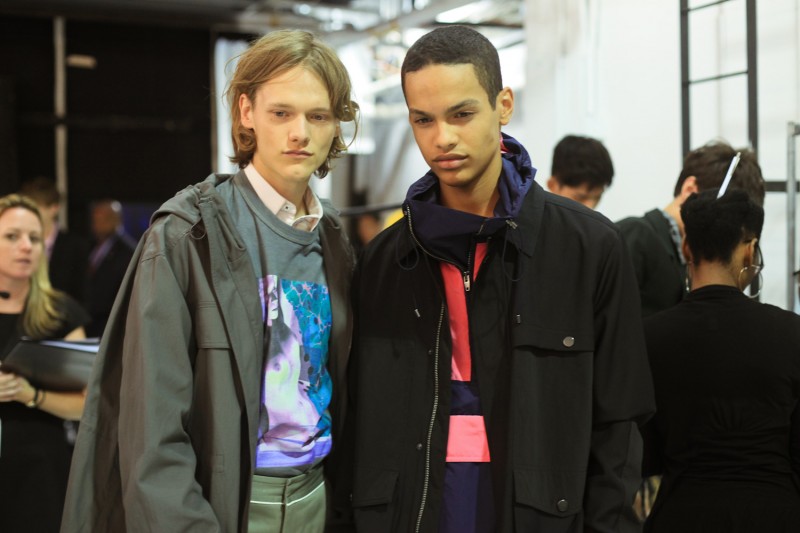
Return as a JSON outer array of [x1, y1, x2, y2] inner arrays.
[[681, 188, 764, 265], [401, 25, 502, 109], [551, 135, 614, 189]]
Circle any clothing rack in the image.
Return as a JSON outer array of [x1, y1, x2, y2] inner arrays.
[[787, 121, 800, 310], [680, 0, 758, 156]]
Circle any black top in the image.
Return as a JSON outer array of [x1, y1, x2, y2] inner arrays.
[[643, 285, 800, 532], [0, 293, 89, 359], [0, 293, 89, 532]]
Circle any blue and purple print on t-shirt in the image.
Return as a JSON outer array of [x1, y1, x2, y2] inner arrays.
[[256, 274, 332, 470]]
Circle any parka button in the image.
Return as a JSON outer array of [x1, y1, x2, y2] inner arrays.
[[416, 443, 423, 451], [556, 499, 569, 512], [427, 349, 434, 356], [562, 336, 575, 348]]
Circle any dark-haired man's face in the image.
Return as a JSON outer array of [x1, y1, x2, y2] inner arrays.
[[405, 63, 512, 209], [546, 178, 606, 209]]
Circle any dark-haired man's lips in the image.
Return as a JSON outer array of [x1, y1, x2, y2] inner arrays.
[[434, 154, 466, 170]]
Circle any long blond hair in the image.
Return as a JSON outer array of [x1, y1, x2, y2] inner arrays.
[[0, 194, 65, 338]]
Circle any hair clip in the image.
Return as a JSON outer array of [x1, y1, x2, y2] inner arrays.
[[717, 152, 742, 199]]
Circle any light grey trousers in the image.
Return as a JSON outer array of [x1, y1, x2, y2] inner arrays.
[[247, 465, 326, 533]]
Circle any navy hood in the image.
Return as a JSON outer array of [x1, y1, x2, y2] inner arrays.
[[403, 133, 537, 270]]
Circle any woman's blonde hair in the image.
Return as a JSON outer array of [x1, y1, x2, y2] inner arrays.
[[0, 194, 65, 338], [225, 29, 359, 178]]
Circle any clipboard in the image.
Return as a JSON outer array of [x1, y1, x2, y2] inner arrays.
[[1, 338, 100, 391]]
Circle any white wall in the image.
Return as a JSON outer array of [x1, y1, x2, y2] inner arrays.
[[213, 2, 799, 309], [524, 0, 800, 310]]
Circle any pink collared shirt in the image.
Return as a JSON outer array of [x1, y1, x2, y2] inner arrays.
[[244, 164, 323, 232]]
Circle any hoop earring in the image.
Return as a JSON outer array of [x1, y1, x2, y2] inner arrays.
[[684, 263, 692, 292], [738, 266, 763, 299], [753, 270, 763, 299]]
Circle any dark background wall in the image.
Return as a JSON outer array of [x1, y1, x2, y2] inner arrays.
[[0, 14, 213, 237], [0, 16, 54, 195]]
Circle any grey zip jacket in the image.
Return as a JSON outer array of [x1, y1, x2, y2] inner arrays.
[[60, 172, 354, 532]]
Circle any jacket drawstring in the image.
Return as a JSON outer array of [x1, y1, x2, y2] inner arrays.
[[395, 215, 422, 318], [501, 219, 523, 283]]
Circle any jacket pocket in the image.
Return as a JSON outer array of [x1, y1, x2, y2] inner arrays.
[[194, 301, 231, 349], [352, 466, 398, 507], [514, 467, 586, 517], [512, 323, 593, 354]]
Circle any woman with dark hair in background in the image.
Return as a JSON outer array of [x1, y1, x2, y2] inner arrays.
[[0, 194, 89, 532], [643, 188, 800, 532]]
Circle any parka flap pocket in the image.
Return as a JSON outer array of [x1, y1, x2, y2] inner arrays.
[[514, 467, 585, 517], [512, 324, 593, 353], [352, 467, 398, 507], [194, 302, 231, 349]]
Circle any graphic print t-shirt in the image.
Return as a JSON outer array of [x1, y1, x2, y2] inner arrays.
[[257, 274, 331, 474], [223, 175, 332, 477]]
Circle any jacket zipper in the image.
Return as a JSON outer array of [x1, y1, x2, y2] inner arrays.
[[406, 205, 478, 530], [406, 205, 475, 293], [405, 206, 449, 532], [463, 247, 473, 292], [415, 301, 445, 533]]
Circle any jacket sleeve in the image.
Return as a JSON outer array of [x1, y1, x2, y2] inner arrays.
[[325, 256, 362, 533], [61, 240, 142, 532], [790, 389, 800, 478], [117, 244, 221, 532], [583, 232, 656, 533]]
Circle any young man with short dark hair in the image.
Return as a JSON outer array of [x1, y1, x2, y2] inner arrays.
[[347, 25, 655, 533], [547, 134, 614, 209]]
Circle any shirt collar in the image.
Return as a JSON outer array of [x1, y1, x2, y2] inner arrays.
[[244, 163, 322, 232], [659, 208, 686, 265]]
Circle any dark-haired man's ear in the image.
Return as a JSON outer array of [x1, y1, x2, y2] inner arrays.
[[678, 176, 699, 202], [498, 87, 514, 126], [546, 177, 561, 194]]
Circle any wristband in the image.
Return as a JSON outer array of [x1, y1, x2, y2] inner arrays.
[[25, 388, 42, 408]]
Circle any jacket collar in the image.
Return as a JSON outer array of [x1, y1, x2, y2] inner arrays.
[[398, 134, 539, 264], [510, 180, 545, 258]]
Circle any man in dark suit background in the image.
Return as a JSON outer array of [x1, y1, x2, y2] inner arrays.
[[616, 141, 765, 317], [19, 177, 89, 303], [85, 199, 136, 338]]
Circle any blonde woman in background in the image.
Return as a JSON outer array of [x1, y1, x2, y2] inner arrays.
[[0, 193, 88, 533]]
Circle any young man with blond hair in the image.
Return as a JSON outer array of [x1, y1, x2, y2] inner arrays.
[[62, 30, 358, 532]]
